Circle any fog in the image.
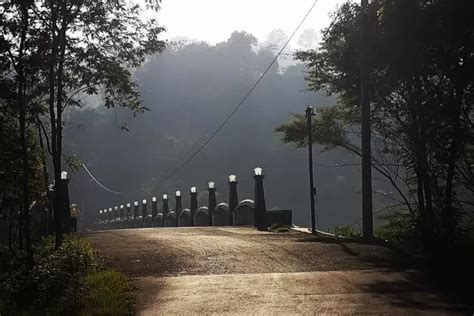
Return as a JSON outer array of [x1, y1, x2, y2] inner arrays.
[[65, 31, 392, 230]]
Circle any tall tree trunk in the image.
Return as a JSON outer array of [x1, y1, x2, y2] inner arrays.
[[409, 77, 434, 250], [443, 84, 463, 246], [53, 0, 68, 249], [18, 2, 33, 266], [48, 0, 61, 249]]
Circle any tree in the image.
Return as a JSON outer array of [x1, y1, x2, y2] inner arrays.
[[276, 0, 474, 250], [32, 0, 165, 247], [1, 0, 166, 249]]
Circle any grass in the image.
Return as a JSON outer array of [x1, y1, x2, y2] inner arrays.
[[83, 269, 132, 315], [0, 236, 134, 315], [268, 223, 290, 233]]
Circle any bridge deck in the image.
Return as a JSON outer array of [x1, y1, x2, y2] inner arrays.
[[83, 227, 464, 315]]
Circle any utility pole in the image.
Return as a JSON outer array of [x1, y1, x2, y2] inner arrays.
[[361, 0, 373, 239], [306, 106, 317, 234]]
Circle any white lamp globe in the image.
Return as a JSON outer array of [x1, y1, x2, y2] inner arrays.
[[254, 167, 263, 176], [152, 197, 157, 202], [175, 191, 181, 197], [61, 171, 68, 179], [190, 187, 196, 193], [134, 201, 138, 206], [162, 194, 168, 200], [208, 182, 215, 189], [229, 175, 237, 182]]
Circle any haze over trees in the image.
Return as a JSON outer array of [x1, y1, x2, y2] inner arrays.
[[277, 0, 474, 250], [1, 0, 164, 257], [65, 30, 397, 231]]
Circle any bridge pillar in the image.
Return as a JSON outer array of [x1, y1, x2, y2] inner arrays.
[[162, 194, 169, 227], [142, 199, 147, 227], [228, 175, 238, 226], [208, 182, 216, 226], [151, 197, 158, 222], [253, 167, 267, 231], [174, 191, 182, 227], [190, 187, 197, 226]]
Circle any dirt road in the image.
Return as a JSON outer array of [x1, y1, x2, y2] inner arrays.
[[84, 227, 465, 315]]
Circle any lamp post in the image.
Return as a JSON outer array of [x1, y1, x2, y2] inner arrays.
[[253, 167, 267, 231], [119, 205, 124, 229], [190, 187, 197, 226], [133, 201, 139, 219], [55, 171, 71, 239], [360, 0, 373, 239], [126, 203, 131, 228], [151, 197, 158, 221], [228, 175, 238, 226], [113, 206, 118, 229], [208, 182, 216, 226], [99, 209, 103, 228], [162, 194, 169, 227], [175, 191, 182, 227], [305, 106, 317, 234], [47, 184, 54, 234], [108, 207, 112, 228], [142, 199, 147, 227]]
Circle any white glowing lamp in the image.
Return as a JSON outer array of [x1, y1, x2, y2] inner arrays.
[[229, 175, 237, 182], [120, 205, 124, 209], [114, 206, 118, 211], [133, 201, 138, 206], [127, 203, 131, 208], [162, 194, 168, 200], [61, 171, 68, 179], [108, 208, 112, 212], [99, 210, 103, 214], [208, 181, 215, 189], [142, 199, 147, 204], [152, 197, 157, 202], [175, 191, 181, 197], [254, 167, 263, 176], [190, 187, 196, 193]]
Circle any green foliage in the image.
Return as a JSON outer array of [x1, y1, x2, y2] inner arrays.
[[0, 236, 102, 314], [83, 270, 132, 315], [375, 211, 417, 249], [333, 224, 360, 238], [276, 0, 474, 248], [268, 223, 290, 233]]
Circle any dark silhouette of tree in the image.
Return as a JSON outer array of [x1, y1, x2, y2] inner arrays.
[[276, 0, 474, 250]]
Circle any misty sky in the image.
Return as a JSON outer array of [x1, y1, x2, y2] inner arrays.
[[150, 0, 346, 45]]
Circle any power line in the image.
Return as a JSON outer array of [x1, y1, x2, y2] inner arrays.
[[154, 0, 320, 187], [82, 164, 126, 195]]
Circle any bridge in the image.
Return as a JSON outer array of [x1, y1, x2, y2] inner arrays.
[[83, 227, 463, 315]]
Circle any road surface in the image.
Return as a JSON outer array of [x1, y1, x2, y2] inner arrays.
[[84, 227, 465, 315]]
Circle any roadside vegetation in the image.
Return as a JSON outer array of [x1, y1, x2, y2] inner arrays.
[[0, 236, 132, 315], [268, 223, 291, 233]]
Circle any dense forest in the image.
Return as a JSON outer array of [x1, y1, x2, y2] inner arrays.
[[65, 31, 395, 231]]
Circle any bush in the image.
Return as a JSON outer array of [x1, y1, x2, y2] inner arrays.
[[83, 270, 132, 315], [333, 224, 360, 238], [268, 223, 290, 233], [0, 236, 101, 314], [375, 210, 418, 250]]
